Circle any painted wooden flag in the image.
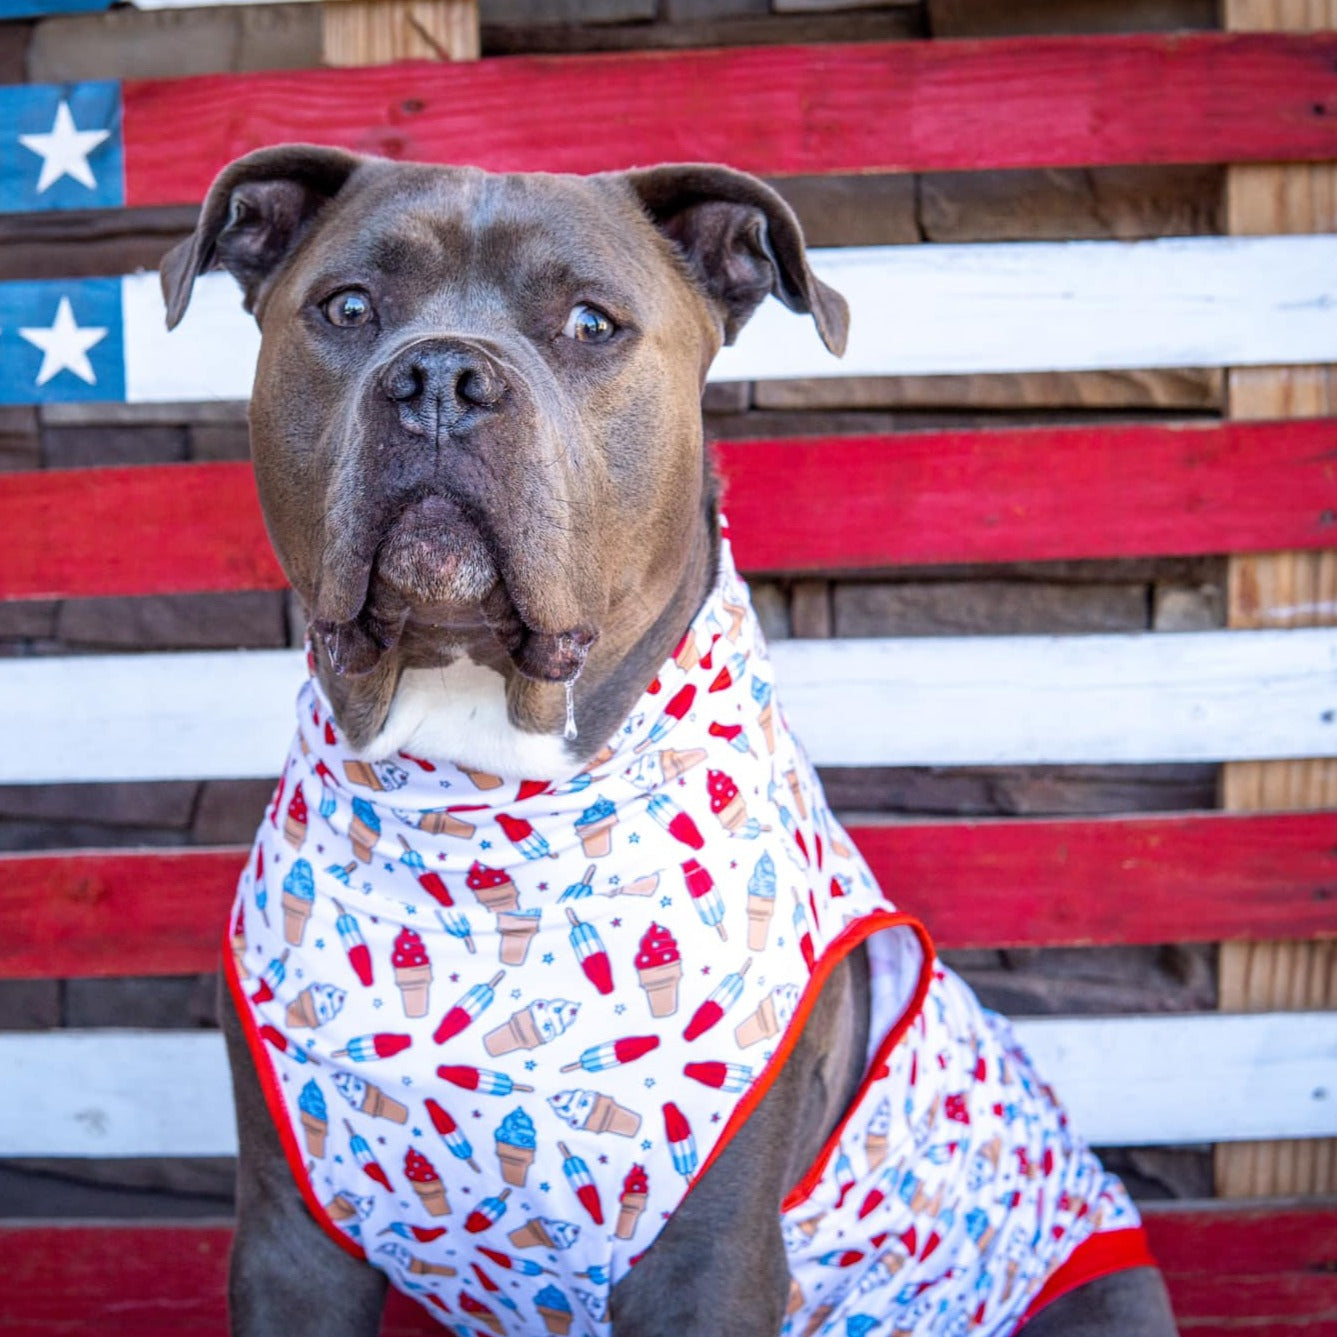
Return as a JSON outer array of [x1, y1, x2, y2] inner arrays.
[[0, 81, 122, 212], [3, 35, 1337, 214]]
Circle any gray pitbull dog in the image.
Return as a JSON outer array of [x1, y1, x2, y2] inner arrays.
[[161, 148, 1177, 1337]]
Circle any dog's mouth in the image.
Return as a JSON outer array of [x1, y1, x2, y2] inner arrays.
[[311, 494, 597, 683]]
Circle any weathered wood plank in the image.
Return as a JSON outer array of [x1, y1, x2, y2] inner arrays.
[[2, 627, 1335, 782], [100, 237, 1337, 410], [1, 811, 1331, 979], [3, 1204, 1330, 1336], [3, 1011, 1332, 1156], [107, 34, 1337, 207], [3, 419, 1332, 600], [1217, 0, 1337, 1203]]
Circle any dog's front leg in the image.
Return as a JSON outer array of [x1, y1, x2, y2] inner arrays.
[[610, 949, 870, 1337], [221, 983, 388, 1337]]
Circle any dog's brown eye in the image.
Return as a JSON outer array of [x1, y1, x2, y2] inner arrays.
[[563, 303, 615, 343], [324, 289, 374, 328]]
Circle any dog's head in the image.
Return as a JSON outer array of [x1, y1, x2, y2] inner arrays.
[[162, 148, 847, 751]]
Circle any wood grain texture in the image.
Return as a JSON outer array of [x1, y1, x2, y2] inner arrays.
[[321, 0, 479, 65], [4, 1011, 1334, 1155], [6, 627, 1337, 781], [1218, 0, 1337, 1201], [2, 812, 1332, 978], [6, 1205, 1325, 1336], [0, 462, 285, 601], [4, 419, 1333, 600], [117, 34, 1337, 207]]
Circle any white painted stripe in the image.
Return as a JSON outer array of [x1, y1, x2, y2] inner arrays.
[[1019, 1012, 1337, 1147], [773, 627, 1337, 768], [122, 271, 261, 404], [2, 1012, 1330, 1157], [0, 648, 305, 783], [1, 629, 1333, 783], [120, 235, 1337, 403]]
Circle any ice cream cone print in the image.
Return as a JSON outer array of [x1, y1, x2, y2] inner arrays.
[[612, 1188, 647, 1240], [281, 859, 315, 946], [364, 1086, 408, 1122], [349, 798, 381, 863], [660, 746, 707, 780], [230, 905, 249, 979], [419, 808, 477, 839], [758, 703, 775, 754], [547, 1088, 642, 1138], [327, 1192, 360, 1223], [282, 893, 312, 946], [785, 1278, 804, 1318], [537, 1305, 574, 1336], [285, 982, 345, 1030], [706, 770, 748, 832], [496, 909, 541, 965], [672, 627, 700, 670], [393, 964, 433, 1019], [462, 768, 504, 790], [483, 1007, 539, 1056], [467, 861, 519, 914], [494, 1107, 537, 1186], [784, 767, 808, 820], [634, 923, 682, 1017], [587, 1093, 641, 1136], [300, 1109, 328, 1157], [404, 1148, 451, 1216], [800, 1304, 833, 1337], [333, 1072, 409, 1123], [621, 873, 660, 897], [407, 1256, 456, 1277], [283, 786, 308, 849], [574, 796, 618, 857], [507, 1218, 556, 1249], [483, 1000, 579, 1057], [735, 995, 777, 1048]]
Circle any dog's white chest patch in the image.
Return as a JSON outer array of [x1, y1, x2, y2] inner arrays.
[[361, 659, 577, 781]]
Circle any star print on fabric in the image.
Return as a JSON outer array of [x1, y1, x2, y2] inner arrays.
[[18, 100, 109, 193], [539, 1181, 551, 1193], [542, 953, 555, 965], [19, 297, 107, 386]]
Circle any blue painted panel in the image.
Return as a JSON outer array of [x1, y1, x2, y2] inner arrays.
[[0, 0, 111, 18], [0, 279, 125, 404], [0, 80, 123, 213]]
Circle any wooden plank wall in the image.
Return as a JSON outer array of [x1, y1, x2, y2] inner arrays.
[[0, 0, 1332, 1230], [1218, 0, 1337, 1201]]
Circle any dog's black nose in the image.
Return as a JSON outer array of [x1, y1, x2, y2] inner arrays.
[[382, 339, 509, 434]]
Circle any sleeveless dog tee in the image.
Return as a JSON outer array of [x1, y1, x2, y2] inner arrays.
[[227, 531, 1151, 1336]]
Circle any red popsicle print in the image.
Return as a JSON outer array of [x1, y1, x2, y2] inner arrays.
[[433, 972, 504, 1044], [566, 908, 613, 995]]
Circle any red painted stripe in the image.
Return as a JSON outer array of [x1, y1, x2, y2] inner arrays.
[[122, 33, 1337, 207], [0, 462, 285, 601], [2, 812, 1332, 979], [6, 419, 1335, 600], [2, 1205, 1330, 1332], [718, 418, 1337, 574]]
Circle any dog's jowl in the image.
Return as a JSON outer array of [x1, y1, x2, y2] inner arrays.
[[162, 149, 1177, 1337]]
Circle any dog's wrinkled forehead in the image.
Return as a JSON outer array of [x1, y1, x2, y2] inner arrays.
[[294, 167, 675, 322]]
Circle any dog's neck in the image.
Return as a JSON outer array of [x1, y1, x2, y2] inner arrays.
[[325, 498, 721, 781]]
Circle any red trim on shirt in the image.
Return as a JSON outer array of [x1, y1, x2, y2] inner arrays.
[[1017, 1226, 1159, 1329], [679, 907, 936, 1212], [222, 921, 369, 1264]]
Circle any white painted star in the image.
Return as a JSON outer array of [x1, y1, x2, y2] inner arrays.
[[18, 100, 110, 194], [20, 297, 108, 387]]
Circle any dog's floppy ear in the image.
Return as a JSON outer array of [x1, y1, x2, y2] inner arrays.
[[160, 144, 363, 329], [623, 163, 848, 357]]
